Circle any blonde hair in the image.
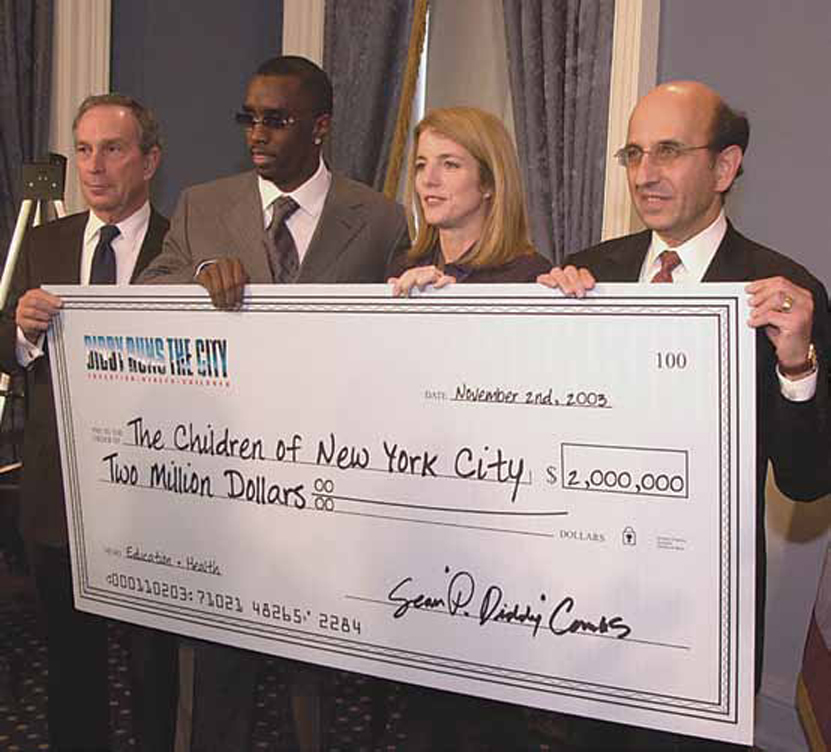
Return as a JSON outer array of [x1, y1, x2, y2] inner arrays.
[[405, 107, 534, 268]]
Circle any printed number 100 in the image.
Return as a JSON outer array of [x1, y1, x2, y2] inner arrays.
[[656, 352, 688, 369]]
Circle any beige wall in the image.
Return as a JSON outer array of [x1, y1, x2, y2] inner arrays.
[[423, 0, 515, 139], [658, 2, 831, 748]]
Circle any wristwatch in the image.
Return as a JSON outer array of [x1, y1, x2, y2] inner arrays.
[[779, 342, 817, 379]]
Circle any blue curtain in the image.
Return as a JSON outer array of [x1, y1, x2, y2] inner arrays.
[[503, 0, 615, 262], [111, 0, 283, 217], [323, 0, 417, 192], [0, 0, 53, 261]]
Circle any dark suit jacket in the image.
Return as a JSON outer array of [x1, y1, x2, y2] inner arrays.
[[140, 171, 409, 285], [0, 208, 169, 547], [565, 223, 831, 684]]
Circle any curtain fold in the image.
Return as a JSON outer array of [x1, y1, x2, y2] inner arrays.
[[323, 0, 425, 194], [503, 0, 614, 263], [0, 0, 54, 260]]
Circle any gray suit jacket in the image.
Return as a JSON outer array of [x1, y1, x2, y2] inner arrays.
[[140, 170, 408, 284]]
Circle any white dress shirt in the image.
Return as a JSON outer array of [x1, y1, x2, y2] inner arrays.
[[258, 157, 332, 263], [16, 201, 152, 366], [639, 210, 727, 285], [638, 209, 816, 402], [80, 201, 151, 285]]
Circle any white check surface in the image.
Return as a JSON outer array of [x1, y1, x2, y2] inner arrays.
[[47, 283, 756, 744]]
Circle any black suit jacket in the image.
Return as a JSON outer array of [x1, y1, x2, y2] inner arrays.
[[0, 208, 169, 547], [565, 223, 830, 684]]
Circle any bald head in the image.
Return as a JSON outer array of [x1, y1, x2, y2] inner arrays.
[[622, 80, 747, 246], [631, 81, 721, 141]]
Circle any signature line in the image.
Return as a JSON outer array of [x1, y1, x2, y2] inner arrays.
[[345, 596, 689, 651], [333, 509, 554, 538], [320, 493, 567, 517]]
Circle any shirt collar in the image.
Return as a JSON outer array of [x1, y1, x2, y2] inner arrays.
[[257, 157, 331, 220], [645, 209, 727, 283], [84, 201, 151, 247]]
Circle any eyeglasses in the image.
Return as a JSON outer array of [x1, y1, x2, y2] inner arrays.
[[234, 111, 299, 130], [614, 142, 712, 168]]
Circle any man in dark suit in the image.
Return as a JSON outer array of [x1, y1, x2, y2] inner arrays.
[[140, 56, 408, 752], [0, 94, 178, 752], [539, 81, 829, 749]]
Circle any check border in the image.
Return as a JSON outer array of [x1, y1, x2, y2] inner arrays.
[[50, 289, 748, 729]]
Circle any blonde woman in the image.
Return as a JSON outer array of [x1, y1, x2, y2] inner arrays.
[[387, 107, 548, 750], [388, 106, 550, 293]]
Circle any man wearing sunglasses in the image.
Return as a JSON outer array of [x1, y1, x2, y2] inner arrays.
[[538, 80, 829, 749], [140, 56, 408, 751], [141, 55, 408, 307]]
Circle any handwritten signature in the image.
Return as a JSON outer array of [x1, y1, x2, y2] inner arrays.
[[387, 567, 631, 639]]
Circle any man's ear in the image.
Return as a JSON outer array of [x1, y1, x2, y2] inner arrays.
[[312, 114, 331, 146], [143, 146, 161, 182], [714, 144, 742, 193]]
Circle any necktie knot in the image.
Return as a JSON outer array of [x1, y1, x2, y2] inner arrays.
[[271, 196, 300, 228], [99, 224, 120, 244], [651, 249, 681, 283]]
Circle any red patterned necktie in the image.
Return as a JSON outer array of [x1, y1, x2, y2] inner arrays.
[[651, 250, 681, 283]]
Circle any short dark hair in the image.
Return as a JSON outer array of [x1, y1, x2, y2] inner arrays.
[[73, 94, 162, 154], [254, 56, 333, 117], [710, 100, 749, 180]]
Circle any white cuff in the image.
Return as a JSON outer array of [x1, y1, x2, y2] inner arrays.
[[777, 366, 817, 402], [16, 326, 45, 367], [194, 259, 218, 279]]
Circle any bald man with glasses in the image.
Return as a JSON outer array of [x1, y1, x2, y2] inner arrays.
[[539, 80, 830, 750]]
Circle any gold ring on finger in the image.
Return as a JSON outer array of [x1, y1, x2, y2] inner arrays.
[[781, 294, 794, 313]]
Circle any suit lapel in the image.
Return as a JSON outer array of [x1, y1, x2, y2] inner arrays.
[[604, 231, 650, 281], [54, 213, 89, 283], [39, 207, 166, 286], [700, 224, 772, 380], [130, 208, 169, 282], [223, 173, 273, 283], [297, 174, 366, 283], [701, 224, 747, 282]]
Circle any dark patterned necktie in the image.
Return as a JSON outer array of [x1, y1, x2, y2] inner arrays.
[[266, 196, 300, 283], [651, 250, 681, 283], [90, 225, 120, 284]]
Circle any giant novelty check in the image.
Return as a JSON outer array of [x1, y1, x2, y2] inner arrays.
[[48, 284, 756, 744]]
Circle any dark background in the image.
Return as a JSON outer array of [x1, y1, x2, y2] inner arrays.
[[111, 0, 283, 217]]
